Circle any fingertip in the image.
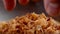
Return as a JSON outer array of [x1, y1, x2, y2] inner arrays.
[[3, 0, 16, 11]]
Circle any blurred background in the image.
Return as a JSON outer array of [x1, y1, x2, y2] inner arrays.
[[0, 0, 60, 22]]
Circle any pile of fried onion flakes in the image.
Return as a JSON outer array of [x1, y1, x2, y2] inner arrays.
[[0, 13, 60, 34]]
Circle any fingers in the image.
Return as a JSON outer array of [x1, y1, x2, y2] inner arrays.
[[3, 0, 16, 11], [44, 0, 60, 17], [18, 0, 29, 6]]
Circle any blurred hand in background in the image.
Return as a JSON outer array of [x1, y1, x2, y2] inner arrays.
[[3, 0, 60, 17], [44, 0, 60, 16], [3, 0, 40, 11]]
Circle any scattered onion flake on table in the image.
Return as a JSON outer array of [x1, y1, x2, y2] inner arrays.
[[0, 12, 60, 34]]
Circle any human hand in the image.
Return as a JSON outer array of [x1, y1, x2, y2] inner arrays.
[[3, 0, 39, 11], [44, 0, 60, 16], [3, 0, 60, 17]]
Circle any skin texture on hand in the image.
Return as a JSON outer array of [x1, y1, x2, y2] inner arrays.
[[2, 0, 60, 17], [44, 0, 60, 17], [18, 0, 30, 6], [3, 0, 16, 11]]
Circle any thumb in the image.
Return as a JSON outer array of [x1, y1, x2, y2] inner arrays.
[[44, 0, 60, 17]]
